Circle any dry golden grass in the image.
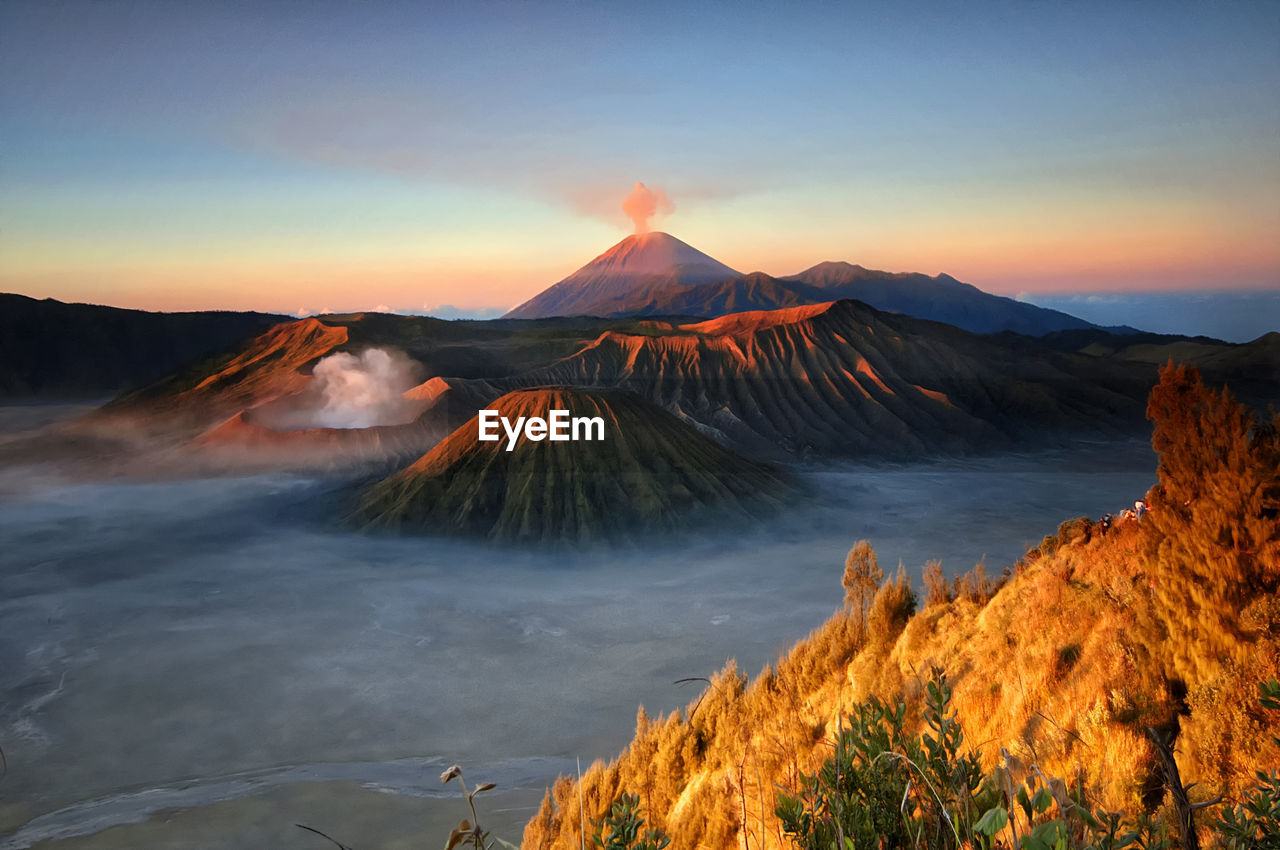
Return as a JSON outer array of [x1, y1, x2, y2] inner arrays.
[[521, 365, 1280, 849]]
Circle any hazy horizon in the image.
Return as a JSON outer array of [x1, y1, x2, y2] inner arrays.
[[7, 276, 1276, 344]]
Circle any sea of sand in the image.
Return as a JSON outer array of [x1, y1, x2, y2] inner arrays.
[[0, 404, 1156, 848]]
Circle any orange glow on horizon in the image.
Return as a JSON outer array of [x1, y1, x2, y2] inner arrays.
[[0, 259, 567, 315], [3, 208, 1276, 315]]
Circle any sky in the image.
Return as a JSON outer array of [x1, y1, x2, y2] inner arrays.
[[1, 0, 1278, 329]]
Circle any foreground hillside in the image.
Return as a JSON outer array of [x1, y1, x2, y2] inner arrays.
[[522, 365, 1280, 848]]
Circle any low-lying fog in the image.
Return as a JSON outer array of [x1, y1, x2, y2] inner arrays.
[[0, 406, 1156, 849]]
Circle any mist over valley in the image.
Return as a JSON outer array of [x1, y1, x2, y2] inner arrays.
[[0, 397, 1159, 847]]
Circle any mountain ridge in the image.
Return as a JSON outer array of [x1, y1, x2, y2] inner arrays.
[[0, 293, 287, 399], [781, 260, 1100, 335], [70, 299, 1190, 466], [501, 233, 1107, 336], [527, 298, 1151, 458], [44, 296, 1273, 476]]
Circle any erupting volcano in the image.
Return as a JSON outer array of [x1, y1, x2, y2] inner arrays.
[[504, 232, 741, 319]]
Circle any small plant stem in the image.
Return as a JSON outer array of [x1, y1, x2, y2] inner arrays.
[[578, 756, 586, 850]]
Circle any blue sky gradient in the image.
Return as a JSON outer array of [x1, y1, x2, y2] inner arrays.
[[2, 0, 1277, 333]]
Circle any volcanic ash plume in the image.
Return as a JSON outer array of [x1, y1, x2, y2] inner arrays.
[[310, 348, 419, 429], [622, 181, 673, 234]]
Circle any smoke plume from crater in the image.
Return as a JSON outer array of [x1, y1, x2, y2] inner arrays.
[[622, 182, 673, 234], [309, 348, 420, 429]]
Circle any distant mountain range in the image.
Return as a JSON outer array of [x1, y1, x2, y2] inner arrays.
[[0, 228, 1138, 404], [505, 232, 1118, 337], [0, 293, 285, 398], [1031, 327, 1280, 411]]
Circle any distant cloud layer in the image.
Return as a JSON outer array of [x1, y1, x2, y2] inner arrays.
[[1022, 291, 1280, 343], [241, 93, 742, 231], [420, 304, 507, 320]]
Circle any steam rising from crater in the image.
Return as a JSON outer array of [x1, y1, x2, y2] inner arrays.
[[622, 182, 673, 234], [310, 348, 419, 429]]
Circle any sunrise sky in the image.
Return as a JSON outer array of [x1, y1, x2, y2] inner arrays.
[[1, 1, 1278, 323]]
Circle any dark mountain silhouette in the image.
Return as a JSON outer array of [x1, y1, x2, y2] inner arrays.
[[780, 261, 1100, 335], [1031, 327, 1280, 409], [618, 263, 1104, 336], [0, 293, 286, 398], [354, 387, 791, 543]]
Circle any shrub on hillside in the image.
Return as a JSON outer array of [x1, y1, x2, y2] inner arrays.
[[922, 559, 950, 607], [777, 673, 982, 850], [865, 566, 916, 651], [592, 793, 671, 850], [842, 540, 883, 641], [1140, 362, 1280, 681], [778, 675, 1280, 850]]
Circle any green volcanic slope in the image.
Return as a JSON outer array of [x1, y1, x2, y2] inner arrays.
[[355, 387, 792, 544]]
